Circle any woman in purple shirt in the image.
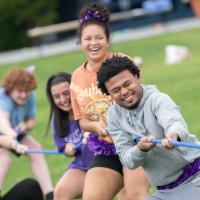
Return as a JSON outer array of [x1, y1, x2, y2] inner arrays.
[[46, 72, 93, 200]]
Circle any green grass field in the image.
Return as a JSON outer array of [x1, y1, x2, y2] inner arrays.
[[0, 27, 200, 198]]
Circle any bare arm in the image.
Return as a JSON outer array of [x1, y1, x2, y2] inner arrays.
[[79, 116, 107, 136], [0, 135, 28, 154], [0, 135, 15, 149], [16, 117, 36, 133], [0, 111, 17, 138], [0, 110, 36, 137], [79, 116, 113, 143]]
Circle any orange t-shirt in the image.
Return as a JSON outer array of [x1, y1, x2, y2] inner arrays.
[[70, 53, 113, 122]]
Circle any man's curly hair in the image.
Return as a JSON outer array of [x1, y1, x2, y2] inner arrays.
[[97, 56, 140, 95], [2, 68, 37, 93]]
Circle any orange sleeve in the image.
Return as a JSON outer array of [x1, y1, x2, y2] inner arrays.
[[70, 72, 83, 120]]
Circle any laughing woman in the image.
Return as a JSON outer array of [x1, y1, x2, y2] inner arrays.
[[46, 72, 93, 200], [70, 3, 150, 200]]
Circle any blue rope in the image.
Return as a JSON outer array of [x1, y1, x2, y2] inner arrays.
[[26, 141, 83, 155], [14, 126, 83, 155], [26, 149, 66, 155], [134, 137, 200, 149]]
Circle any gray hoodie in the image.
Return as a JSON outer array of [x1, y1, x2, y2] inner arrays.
[[107, 85, 200, 186]]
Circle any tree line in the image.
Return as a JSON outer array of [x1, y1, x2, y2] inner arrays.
[[0, 0, 82, 51]]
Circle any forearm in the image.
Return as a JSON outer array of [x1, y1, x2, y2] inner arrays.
[[0, 135, 18, 149], [18, 118, 36, 133], [79, 117, 98, 132], [0, 118, 17, 138], [24, 119, 36, 131], [79, 117, 108, 137]]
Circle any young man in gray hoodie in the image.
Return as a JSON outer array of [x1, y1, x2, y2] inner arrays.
[[97, 56, 200, 200]]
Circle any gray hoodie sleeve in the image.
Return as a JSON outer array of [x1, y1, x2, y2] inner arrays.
[[152, 92, 189, 140], [107, 107, 148, 169]]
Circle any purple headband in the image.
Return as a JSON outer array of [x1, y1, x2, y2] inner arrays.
[[79, 10, 106, 25]]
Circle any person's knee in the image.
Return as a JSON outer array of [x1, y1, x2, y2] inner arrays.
[[23, 137, 43, 150], [126, 189, 139, 200], [2, 157, 12, 167], [83, 187, 101, 200], [30, 141, 43, 150], [27, 143, 45, 160], [83, 189, 113, 200], [126, 187, 149, 200], [0, 152, 12, 168], [83, 193, 101, 200], [54, 184, 67, 198]]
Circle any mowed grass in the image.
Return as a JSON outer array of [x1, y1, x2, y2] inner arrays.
[[0, 27, 200, 198]]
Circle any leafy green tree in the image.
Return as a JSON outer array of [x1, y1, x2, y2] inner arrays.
[[0, 0, 58, 51]]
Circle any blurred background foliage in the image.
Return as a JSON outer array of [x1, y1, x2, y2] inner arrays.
[[0, 0, 194, 51], [0, 0, 58, 50]]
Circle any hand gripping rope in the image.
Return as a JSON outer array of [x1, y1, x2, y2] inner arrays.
[[14, 127, 83, 155], [25, 141, 83, 155], [134, 137, 200, 149]]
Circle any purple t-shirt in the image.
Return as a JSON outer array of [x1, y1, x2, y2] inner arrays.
[[52, 119, 93, 171]]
